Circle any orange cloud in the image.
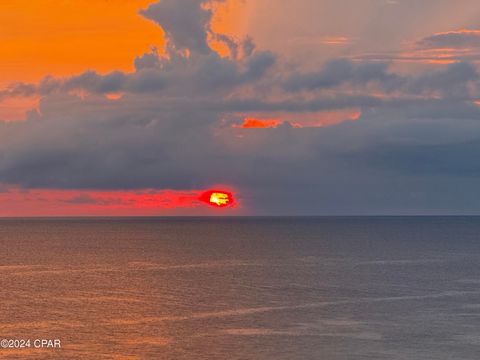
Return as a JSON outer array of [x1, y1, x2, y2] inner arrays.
[[320, 36, 351, 45], [428, 29, 480, 37], [233, 109, 361, 129], [234, 118, 283, 128]]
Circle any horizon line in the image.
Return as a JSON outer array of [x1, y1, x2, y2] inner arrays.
[[2, 214, 480, 219]]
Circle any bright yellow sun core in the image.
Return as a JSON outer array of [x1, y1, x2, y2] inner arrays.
[[209, 192, 230, 206]]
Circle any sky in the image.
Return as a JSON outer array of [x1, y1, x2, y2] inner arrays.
[[2, 0, 480, 216]]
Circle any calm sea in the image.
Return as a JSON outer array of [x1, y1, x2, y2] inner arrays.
[[1, 217, 480, 359]]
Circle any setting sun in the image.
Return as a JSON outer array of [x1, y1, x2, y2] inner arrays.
[[210, 192, 230, 206], [199, 190, 235, 208]]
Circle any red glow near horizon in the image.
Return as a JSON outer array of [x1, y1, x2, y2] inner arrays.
[[198, 190, 235, 208], [0, 187, 238, 216]]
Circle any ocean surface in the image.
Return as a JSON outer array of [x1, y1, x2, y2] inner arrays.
[[1, 217, 480, 359]]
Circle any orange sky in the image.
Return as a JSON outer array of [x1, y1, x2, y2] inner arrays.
[[0, 1, 168, 85], [0, 0, 244, 87]]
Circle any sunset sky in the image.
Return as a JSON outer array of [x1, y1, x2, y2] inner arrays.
[[2, 0, 480, 216]]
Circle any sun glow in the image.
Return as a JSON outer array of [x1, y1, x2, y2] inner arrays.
[[199, 190, 235, 208], [0, 187, 239, 216]]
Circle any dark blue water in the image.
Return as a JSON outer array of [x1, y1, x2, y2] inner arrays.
[[1, 217, 480, 359]]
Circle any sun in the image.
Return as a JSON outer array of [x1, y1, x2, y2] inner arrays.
[[199, 189, 235, 208], [209, 192, 230, 206]]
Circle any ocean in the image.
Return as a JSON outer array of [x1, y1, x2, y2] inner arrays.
[[0, 217, 480, 359]]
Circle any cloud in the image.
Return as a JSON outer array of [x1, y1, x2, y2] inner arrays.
[[284, 59, 480, 100], [139, 0, 224, 55], [233, 118, 283, 128], [284, 59, 401, 92], [354, 29, 480, 65], [355, 139, 480, 177], [416, 29, 480, 49], [140, 0, 213, 54], [407, 61, 479, 98]]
